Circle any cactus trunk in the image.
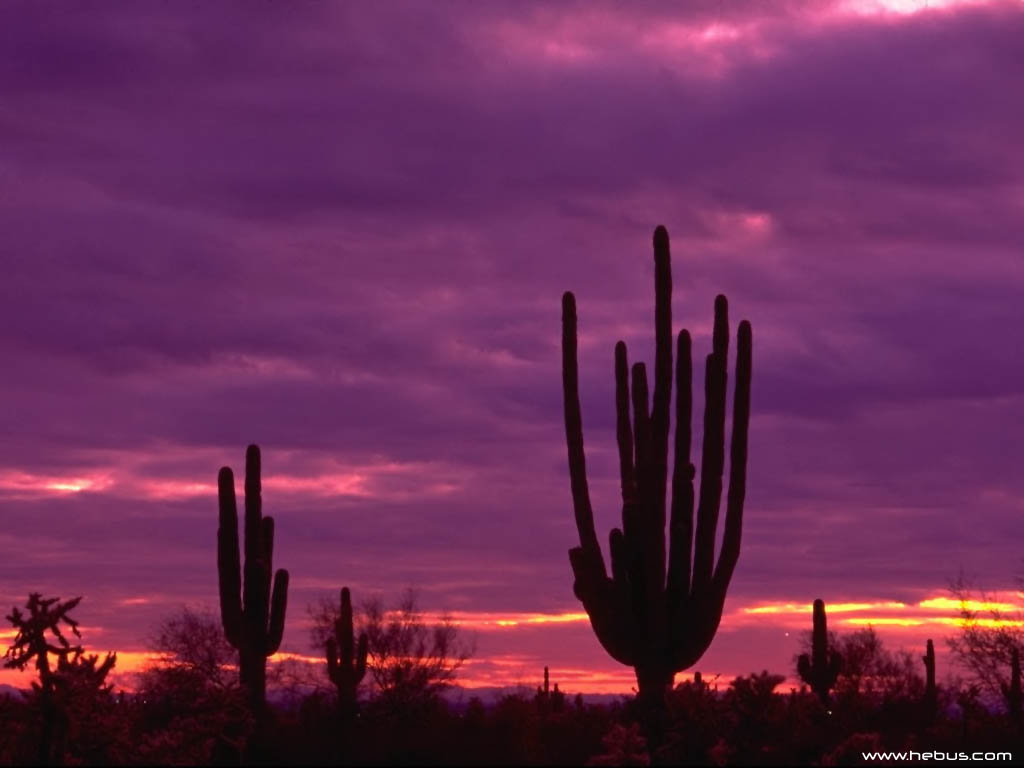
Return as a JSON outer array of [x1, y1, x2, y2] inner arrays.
[[560, 226, 752, 747]]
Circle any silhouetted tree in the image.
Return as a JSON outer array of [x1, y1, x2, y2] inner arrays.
[[50, 649, 121, 764], [946, 574, 1023, 706], [723, 671, 787, 762], [560, 225, 753, 744], [587, 722, 649, 766], [147, 606, 237, 690], [136, 608, 251, 764]]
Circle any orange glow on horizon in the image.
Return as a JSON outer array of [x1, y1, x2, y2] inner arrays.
[[4, 591, 1022, 694]]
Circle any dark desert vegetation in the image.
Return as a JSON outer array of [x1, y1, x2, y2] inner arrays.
[[6, 589, 1024, 765]]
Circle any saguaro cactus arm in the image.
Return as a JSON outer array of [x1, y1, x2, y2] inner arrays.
[[561, 226, 753, 692], [217, 469, 243, 647]]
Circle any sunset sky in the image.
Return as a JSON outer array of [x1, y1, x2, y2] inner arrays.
[[3, 0, 1024, 695]]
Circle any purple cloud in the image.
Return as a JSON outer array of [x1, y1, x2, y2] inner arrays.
[[2, 0, 1023, 688]]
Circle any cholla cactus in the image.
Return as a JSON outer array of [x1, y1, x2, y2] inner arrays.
[[4, 594, 115, 765], [4, 594, 83, 683]]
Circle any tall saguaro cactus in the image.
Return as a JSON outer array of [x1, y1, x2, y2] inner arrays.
[[326, 586, 368, 718], [218, 444, 290, 715], [922, 639, 937, 721], [560, 225, 753, 712], [797, 599, 842, 706]]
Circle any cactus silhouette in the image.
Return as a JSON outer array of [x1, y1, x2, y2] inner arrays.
[[217, 444, 289, 715], [560, 225, 753, 715], [326, 586, 368, 718], [535, 665, 565, 713], [922, 639, 937, 721], [1002, 647, 1022, 722], [797, 599, 841, 706], [536, 665, 551, 702]]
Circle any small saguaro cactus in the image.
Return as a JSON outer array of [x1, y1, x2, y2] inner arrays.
[[326, 586, 368, 717], [218, 444, 290, 715], [922, 639, 937, 720], [797, 599, 841, 706], [560, 226, 753, 714], [1003, 647, 1022, 722], [539, 666, 550, 698]]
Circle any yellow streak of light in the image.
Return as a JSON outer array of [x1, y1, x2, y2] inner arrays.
[[843, 618, 926, 626], [446, 611, 590, 629], [745, 601, 906, 615], [843, 617, 1024, 628], [931, 617, 1024, 628], [270, 651, 324, 664], [488, 612, 590, 628], [919, 597, 1019, 613]]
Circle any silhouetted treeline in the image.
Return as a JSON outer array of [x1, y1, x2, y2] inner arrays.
[[5, 660, 1024, 765]]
